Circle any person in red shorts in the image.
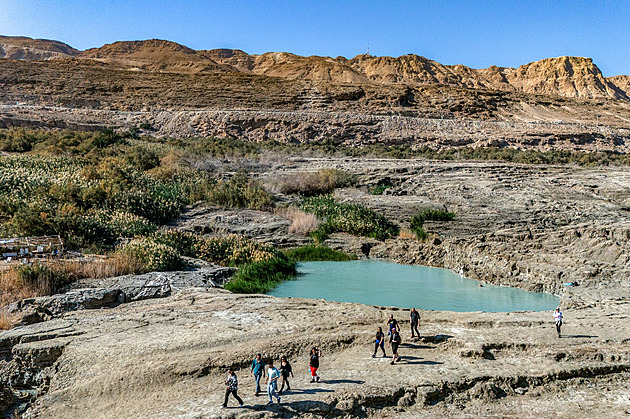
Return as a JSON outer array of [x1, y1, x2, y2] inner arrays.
[[309, 347, 321, 382]]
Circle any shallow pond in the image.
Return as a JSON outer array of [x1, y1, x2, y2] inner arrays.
[[267, 260, 559, 312]]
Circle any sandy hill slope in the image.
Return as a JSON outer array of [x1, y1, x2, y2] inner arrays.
[[0, 35, 78, 60], [81, 39, 236, 73], [1, 36, 630, 100]]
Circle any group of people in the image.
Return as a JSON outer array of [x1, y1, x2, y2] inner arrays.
[[224, 307, 566, 408], [222, 348, 320, 408], [373, 308, 422, 365]]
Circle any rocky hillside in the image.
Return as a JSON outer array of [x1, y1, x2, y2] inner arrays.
[[1, 36, 629, 100], [0, 35, 78, 60]]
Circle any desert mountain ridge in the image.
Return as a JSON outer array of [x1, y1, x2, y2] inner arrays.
[[1, 35, 629, 100]]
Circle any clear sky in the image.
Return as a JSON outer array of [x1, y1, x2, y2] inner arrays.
[[1, 0, 629, 76]]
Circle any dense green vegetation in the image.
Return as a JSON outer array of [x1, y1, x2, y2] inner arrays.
[[410, 209, 456, 240], [0, 129, 270, 250], [224, 257, 296, 294], [3, 126, 624, 298], [302, 195, 399, 242], [285, 245, 357, 262]]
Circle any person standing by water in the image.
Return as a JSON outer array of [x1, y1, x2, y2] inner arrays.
[[389, 328, 402, 365], [372, 326, 387, 358], [279, 355, 293, 394], [554, 307, 563, 338], [266, 361, 281, 405], [309, 347, 321, 382], [410, 308, 421, 340], [222, 368, 244, 408], [250, 354, 265, 396]]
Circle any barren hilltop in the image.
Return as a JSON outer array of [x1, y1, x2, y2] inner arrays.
[[1, 35, 628, 100]]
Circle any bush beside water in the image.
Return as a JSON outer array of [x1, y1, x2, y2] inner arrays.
[[285, 245, 357, 262], [302, 195, 399, 241]]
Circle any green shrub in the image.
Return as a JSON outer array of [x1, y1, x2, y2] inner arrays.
[[301, 195, 399, 241], [370, 185, 391, 195], [119, 237, 185, 272], [207, 171, 273, 210], [224, 256, 296, 294], [409, 209, 455, 240], [285, 245, 357, 262], [416, 209, 456, 222]]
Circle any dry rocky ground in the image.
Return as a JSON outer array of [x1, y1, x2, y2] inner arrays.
[[1, 157, 628, 418]]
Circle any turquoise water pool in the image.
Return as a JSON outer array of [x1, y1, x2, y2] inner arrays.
[[267, 260, 559, 312]]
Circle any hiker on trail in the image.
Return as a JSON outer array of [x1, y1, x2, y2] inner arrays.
[[222, 368, 244, 408], [389, 328, 402, 365], [387, 315, 399, 336], [266, 360, 281, 404], [250, 353, 265, 396], [410, 308, 421, 340], [279, 355, 293, 394], [554, 307, 563, 338], [309, 347, 321, 382], [372, 326, 387, 358]]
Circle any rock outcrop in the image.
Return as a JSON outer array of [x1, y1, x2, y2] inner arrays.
[[0, 36, 78, 60]]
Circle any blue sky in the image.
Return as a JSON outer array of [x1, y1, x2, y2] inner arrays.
[[1, 0, 629, 76]]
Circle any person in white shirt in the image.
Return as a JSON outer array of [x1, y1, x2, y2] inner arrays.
[[553, 308, 563, 338], [265, 361, 281, 404]]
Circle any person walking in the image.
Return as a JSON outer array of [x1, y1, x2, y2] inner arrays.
[[554, 307, 563, 338], [266, 360, 281, 404], [250, 353, 265, 396], [279, 355, 293, 395], [410, 308, 421, 340], [309, 347, 321, 383], [372, 326, 387, 358], [222, 368, 244, 408], [387, 315, 399, 336], [389, 328, 402, 365]]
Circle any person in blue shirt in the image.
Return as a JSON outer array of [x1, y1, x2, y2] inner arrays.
[[249, 354, 265, 396], [265, 360, 281, 404]]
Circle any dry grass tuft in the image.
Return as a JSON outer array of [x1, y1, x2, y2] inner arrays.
[[276, 206, 321, 236], [268, 168, 355, 196], [0, 255, 145, 329], [61, 254, 145, 280], [0, 311, 19, 330], [398, 228, 418, 240]]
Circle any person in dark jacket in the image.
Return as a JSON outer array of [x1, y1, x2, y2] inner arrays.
[[279, 355, 293, 394], [389, 329, 402, 365], [372, 326, 387, 358], [309, 347, 321, 382], [410, 308, 421, 340]]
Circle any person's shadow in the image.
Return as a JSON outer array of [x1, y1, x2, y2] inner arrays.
[[402, 342, 435, 350], [563, 334, 598, 338], [284, 387, 335, 396], [397, 355, 444, 366]]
